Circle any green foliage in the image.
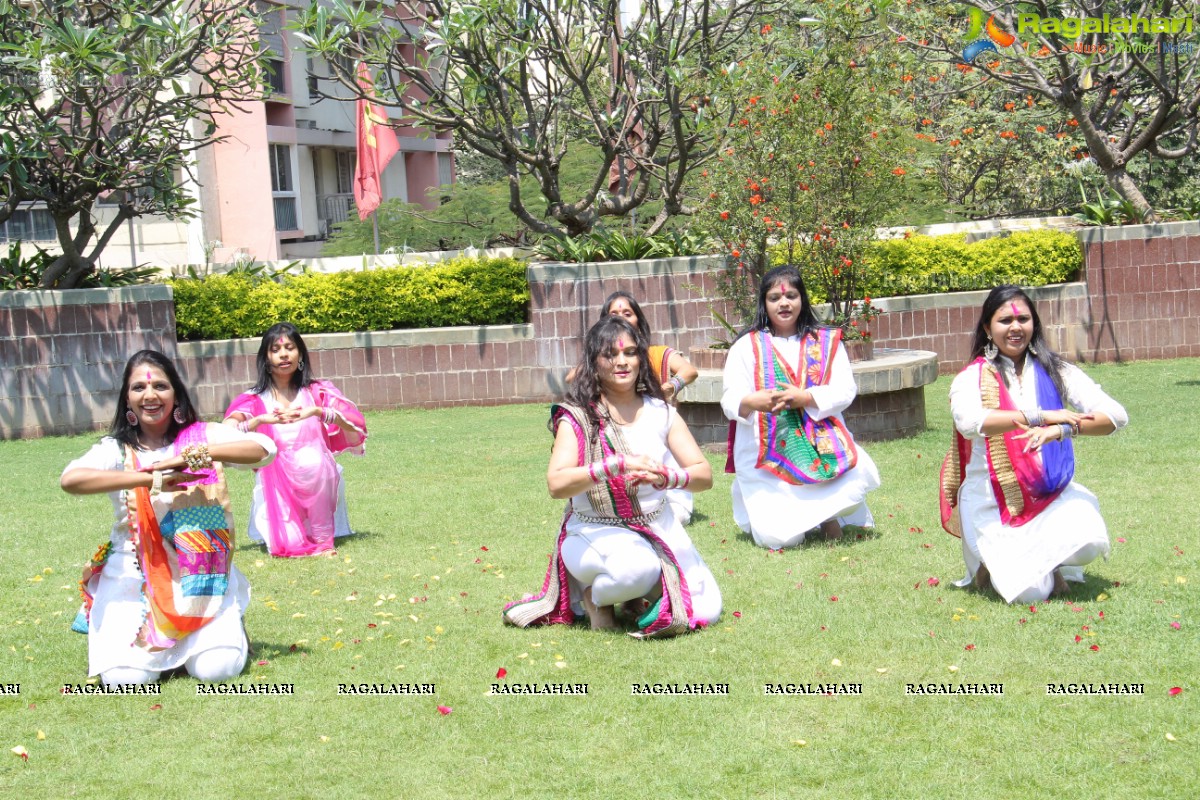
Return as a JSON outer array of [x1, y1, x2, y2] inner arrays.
[[700, 5, 915, 325], [859, 230, 1082, 298], [0, 241, 158, 289], [170, 257, 530, 341], [532, 229, 708, 263]]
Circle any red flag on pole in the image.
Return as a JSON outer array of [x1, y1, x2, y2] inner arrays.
[[355, 62, 400, 221]]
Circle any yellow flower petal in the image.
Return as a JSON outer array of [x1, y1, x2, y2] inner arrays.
[[36, 731, 45, 741], [876, 667, 889, 674], [947, 665, 959, 673], [1165, 733, 1177, 742], [792, 739, 808, 747], [1096, 592, 1110, 601], [831, 658, 842, 667]]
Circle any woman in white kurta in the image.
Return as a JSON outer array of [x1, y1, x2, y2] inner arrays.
[[62, 350, 275, 686], [503, 316, 721, 636], [722, 265, 880, 548], [942, 286, 1127, 604]]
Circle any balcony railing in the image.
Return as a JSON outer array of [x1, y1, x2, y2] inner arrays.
[[318, 193, 355, 233]]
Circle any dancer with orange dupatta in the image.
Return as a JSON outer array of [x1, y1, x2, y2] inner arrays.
[[62, 351, 274, 686], [940, 286, 1127, 603]]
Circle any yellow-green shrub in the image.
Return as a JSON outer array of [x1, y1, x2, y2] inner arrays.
[[170, 257, 530, 341]]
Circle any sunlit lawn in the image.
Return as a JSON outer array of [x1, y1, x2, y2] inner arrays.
[[1, 359, 1196, 798]]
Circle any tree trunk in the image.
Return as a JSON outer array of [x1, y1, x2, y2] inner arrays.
[[1104, 167, 1159, 224]]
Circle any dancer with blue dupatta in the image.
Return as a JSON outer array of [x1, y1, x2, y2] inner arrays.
[[62, 351, 275, 686], [940, 286, 1127, 604], [504, 316, 721, 636], [722, 265, 880, 548]]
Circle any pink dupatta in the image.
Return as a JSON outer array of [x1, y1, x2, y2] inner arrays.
[[224, 380, 366, 557]]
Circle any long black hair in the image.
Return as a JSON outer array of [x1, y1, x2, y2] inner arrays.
[[566, 316, 664, 431], [599, 290, 652, 340], [109, 350, 199, 450], [970, 285, 1069, 401], [252, 322, 317, 393], [737, 264, 821, 340]]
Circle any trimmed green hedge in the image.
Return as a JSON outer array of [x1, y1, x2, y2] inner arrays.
[[170, 256, 529, 341], [859, 229, 1082, 298]]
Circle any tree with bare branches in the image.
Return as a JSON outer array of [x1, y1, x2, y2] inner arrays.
[[0, 0, 267, 288], [294, 0, 778, 238], [889, 0, 1200, 221]]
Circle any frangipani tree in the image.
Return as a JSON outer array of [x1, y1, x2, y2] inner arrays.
[[294, 0, 779, 237], [0, 0, 267, 288]]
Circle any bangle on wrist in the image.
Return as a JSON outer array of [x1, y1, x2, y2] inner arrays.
[[1059, 422, 1075, 439], [150, 470, 163, 496]]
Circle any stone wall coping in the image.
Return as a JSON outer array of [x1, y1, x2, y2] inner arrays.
[[177, 322, 535, 358], [869, 281, 1087, 314], [0, 283, 173, 308], [679, 348, 940, 404], [1075, 219, 1200, 243], [527, 254, 726, 283]]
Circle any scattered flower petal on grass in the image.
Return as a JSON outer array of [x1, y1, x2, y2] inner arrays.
[[1090, 644, 1100, 651], [732, 611, 742, 619], [319, 735, 330, 742], [149, 703, 162, 711], [437, 705, 453, 715], [831, 659, 842, 667], [36, 731, 45, 741], [876, 667, 889, 674], [927, 577, 940, 587], [964, 644, 975, 651], [1029, 605, 1038, 613], [1116, 537, 1126, 543], [947, 665, 959, 673], [792, 739, 808, 747], [1169, 687, 1183, 696], [830, 596, 839, 602], [496, 667, 507, 679], [1096, 593, 1110, 601], [1165, 733, 1177, 742], [257, 660, 269, 666], [1171, 621, 1181, 630], [11, 746, 29, 761], [1075, 635, 1082, 643]]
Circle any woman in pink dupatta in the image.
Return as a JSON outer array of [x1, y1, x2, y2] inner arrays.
[[224, 323, 366, 557]]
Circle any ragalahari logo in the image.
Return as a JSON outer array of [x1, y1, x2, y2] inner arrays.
[[962, 7, 1016, 62]]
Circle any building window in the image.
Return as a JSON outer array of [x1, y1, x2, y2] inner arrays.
[[269, 143, 298, 230], [259, 3, 287, 97], [438, 153, 454, 187], [336, 151, 355, 194], [0, 208, 56, 243]]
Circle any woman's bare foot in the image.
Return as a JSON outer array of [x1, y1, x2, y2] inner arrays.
[[582, 586, 618, 631], [1050, 569, 1069, 597], [974, 564, 992, 593], [820, 519, 843, 541]]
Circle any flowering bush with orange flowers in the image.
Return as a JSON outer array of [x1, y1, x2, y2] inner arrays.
[[700, 4, 913, 327]]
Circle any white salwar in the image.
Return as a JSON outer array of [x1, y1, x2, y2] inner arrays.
[[63, 424, 276, 683], [722, 332, 880, 549], [949, 357, 1128, 604], [559, 398, 722, 624]]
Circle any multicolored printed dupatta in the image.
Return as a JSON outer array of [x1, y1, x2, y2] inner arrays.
[[502, 403, 697, 639], [73, 424, 236, 651], [940, 358, 1075, 536], [749, 329, 858, 484]]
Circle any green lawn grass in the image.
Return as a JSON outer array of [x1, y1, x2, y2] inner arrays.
[[2, 359, 1196, 798]]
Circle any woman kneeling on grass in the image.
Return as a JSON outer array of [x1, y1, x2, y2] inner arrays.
[[940, 285, 1128, 604], [61, 350, 275, 687], [504, 316, 722, 636], [721, 265, 880, 548]]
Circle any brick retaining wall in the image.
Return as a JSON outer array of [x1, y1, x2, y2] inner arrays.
[[2, 223, 1198, 439]]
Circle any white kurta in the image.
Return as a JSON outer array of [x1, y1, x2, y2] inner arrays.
[[722, 332, 880, 549], [559, 398, 721, 624], [63, 424, 276, 677], [949, 357, 1128, 603], [245, 387, 352, 545]]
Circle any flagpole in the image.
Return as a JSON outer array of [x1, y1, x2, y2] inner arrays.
[[373, 210, 380, 254]]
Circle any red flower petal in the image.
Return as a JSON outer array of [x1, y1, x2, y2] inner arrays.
[[1029, 605, 1037, 613], [150, 704, 162, 711], [480, 546, 488, 551], [830, 595, 839, 602], [257, 660, 269, 666], [437, 705, 453, 715], [964, 644, 975, 651], [732, 611, 742, 618], [496, 667, 507, 679], [1169, 687, 1183, 696], [1089, 644, 1100, 651], [1170, 622, 1182, 630], [1075, 635, 1082, 643], [927, 577, 940, 587]]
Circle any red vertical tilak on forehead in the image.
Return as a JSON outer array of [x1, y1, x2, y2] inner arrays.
[[146, 370, 153, 381], [1011, 302, 1020, 316]]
